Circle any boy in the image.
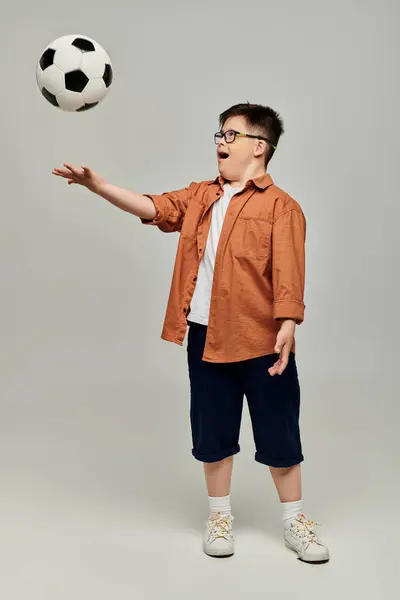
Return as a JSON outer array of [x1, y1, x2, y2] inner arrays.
[[53, 103, 329, 563]]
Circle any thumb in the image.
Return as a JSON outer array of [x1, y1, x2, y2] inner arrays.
[[275, 339, 283, 354]]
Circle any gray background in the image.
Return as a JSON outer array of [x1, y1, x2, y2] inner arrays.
[[0, 0, 398, 597]]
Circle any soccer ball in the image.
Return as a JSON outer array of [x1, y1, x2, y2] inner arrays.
[[36, 34, 113, 112]]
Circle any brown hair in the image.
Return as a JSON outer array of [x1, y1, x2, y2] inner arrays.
[[219, 102, 284, 166]]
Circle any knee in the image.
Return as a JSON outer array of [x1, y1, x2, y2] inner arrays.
[[270, 464, 299, 476], [204, 456, 233, 468]]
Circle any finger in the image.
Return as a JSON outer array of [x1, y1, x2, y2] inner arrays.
[[53, 168, 74, 178], [274, 337, 283, 354], [268, 359, 281, 376], [82, 165, 93, 179], [278, 345, 290, 375], [64, 163, 83, 177]]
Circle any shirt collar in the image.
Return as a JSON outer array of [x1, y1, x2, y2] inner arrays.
[[210, 173, 273, 190]]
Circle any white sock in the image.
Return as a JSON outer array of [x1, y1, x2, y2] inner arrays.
[[282, 499, 303, 526], [208, 495, 231, 516]]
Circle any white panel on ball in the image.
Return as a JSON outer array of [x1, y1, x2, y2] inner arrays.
[[56, 90, 85, 111], [80, 51, 108, 79], [49, 34, 80, 50], [42, 65, 65, 95], [36, 63, 43, 90], [54, 45, 83, 72], [82, 78, 107, 104]]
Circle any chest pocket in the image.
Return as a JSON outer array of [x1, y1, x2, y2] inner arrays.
[[234, 215, 272, 262]]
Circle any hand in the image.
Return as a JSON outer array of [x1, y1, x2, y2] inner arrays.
[[52, 163, 105, 194], [268, 319, 296, 376]]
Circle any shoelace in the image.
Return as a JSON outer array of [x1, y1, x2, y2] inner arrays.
[[290, 514, 321, 546], [207, 514, 234, 541]]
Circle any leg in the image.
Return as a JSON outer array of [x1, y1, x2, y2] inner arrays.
[[270, 463, 304, 526], [204, 456, 234, 498], [243, 353, 329, 563], [187, 323, 243, 557], [204, 456, 234, 518], [269, 463, 302, 502]]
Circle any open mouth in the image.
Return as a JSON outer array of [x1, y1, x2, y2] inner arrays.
[[218, 151, 229, 160]]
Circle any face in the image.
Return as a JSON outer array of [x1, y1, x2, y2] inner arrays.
[[216, 116, 266, 182]]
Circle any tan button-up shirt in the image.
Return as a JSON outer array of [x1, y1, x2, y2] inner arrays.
[[143, 173, 306, 363]]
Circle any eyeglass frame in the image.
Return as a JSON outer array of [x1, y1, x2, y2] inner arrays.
[[214, 129, 277, 151]]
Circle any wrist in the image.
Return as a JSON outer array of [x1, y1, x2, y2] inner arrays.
[[279, 318, 296, 330], [94, 179, 108, 196]]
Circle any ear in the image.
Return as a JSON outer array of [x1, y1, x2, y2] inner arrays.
[[254, 139, 267, 159]]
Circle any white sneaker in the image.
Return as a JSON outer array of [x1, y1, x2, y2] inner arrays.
[[203, 512, 235, 557], [284, 513, 330, 563]]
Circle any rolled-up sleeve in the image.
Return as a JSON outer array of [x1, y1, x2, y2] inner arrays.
[[141, 187, 191, 233], [272, 208, 306, 324]]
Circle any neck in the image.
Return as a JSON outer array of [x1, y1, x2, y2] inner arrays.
[[229, 164, 266, 188]]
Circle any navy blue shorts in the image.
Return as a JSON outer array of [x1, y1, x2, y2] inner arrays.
[[187, 322, 304, 468]]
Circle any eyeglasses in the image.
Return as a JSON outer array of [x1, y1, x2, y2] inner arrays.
[[214, 129, 277, 150]]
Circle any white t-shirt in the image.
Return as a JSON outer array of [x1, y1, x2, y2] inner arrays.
[[189, 184, 242, 326]]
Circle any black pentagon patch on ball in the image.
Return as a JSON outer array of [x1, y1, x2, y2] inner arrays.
[[76, 102, 99, 112], [103, 64, 113, 88], [72, 37, 95, 53], [65, 70, 89, 93], [41, 87, 59, 107], [40, 48, 55, 70]]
